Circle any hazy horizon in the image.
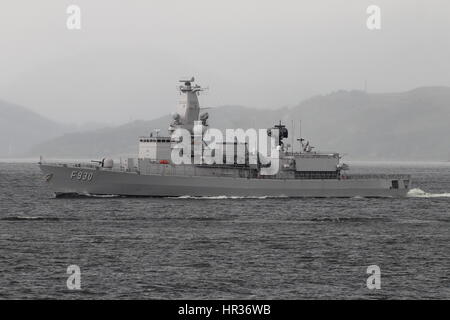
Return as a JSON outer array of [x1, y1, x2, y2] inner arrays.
[[1, 0, 450, 124]]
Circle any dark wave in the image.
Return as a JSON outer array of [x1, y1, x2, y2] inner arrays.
[[1, 216, 61, 221], [308, 216, 388, 223]]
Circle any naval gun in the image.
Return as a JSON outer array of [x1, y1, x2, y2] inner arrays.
[[91, 158, 114, 168]]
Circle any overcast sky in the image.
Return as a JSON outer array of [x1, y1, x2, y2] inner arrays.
[[1, 0, 449, 124]]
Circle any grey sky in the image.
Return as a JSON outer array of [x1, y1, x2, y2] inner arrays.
[[1, 0, 449, 124]]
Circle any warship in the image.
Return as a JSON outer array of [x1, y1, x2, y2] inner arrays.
[[39, 78, 411, 197]]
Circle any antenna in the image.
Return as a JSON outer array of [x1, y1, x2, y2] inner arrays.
[[291, 120, 294, 154], [299, 120, 302, 140], [298, 120, 302, 153]]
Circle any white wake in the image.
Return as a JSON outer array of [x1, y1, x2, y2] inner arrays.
[[407, 188, 450, 198], [169, 195, 274, 200]]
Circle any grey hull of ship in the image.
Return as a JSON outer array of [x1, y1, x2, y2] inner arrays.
[[40, 164, 409, 197]]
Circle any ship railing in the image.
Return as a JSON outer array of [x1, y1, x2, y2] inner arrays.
[[342, 173, 411, 180], [45, 162, 137, 173]]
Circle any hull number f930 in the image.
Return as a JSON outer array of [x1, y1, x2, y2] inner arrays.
[[70, 171, 93, 181]]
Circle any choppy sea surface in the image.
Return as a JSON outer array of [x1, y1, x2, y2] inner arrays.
[[0, 161, 449, 299]]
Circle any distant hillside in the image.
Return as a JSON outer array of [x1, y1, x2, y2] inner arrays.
[[287, 87, 450, 160], [27, 86, 450, 161], [30, 119, 169, 159], [0, 99, 67, 158], [29, 107, 282, 159]]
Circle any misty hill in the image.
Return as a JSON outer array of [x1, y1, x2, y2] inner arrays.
[[287, 86, 450, 160], [28, 86, 450, 161], [0, 99, 67, 158], [29, 107, 283, 159]]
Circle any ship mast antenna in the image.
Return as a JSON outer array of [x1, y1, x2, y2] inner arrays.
[[299, 119, 301, 140], [291, 120, 294, 155]]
